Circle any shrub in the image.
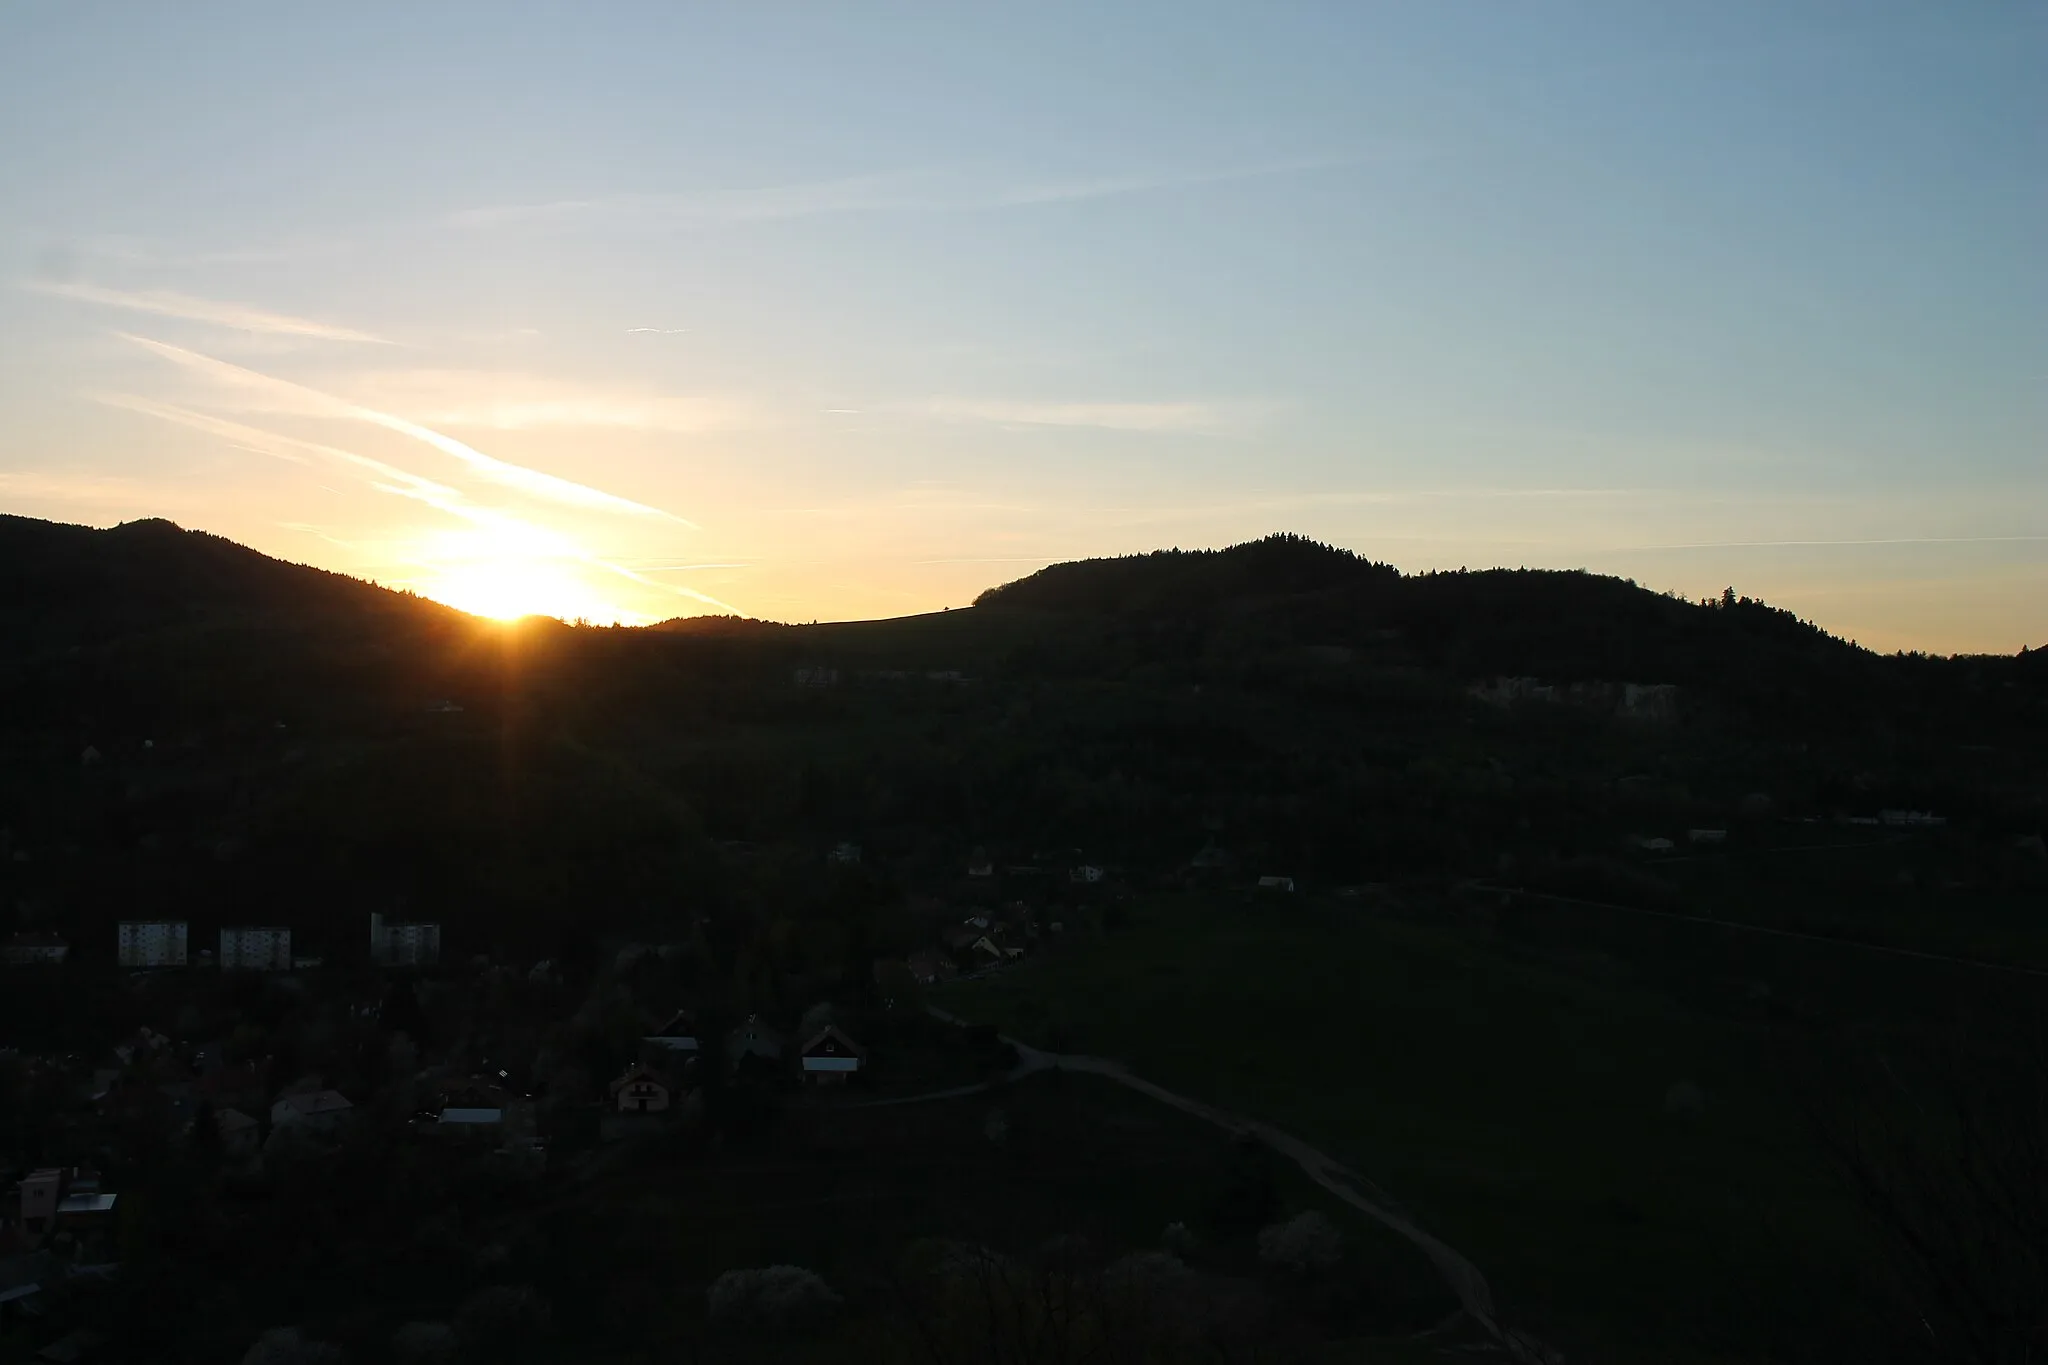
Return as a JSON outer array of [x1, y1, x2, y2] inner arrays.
[[453, 1285, 551, 1356], [1256, 1210, 1343, 1274], [705, 1265, 842, 1330], [390, 1322, 456, 1365], [242, 1328, 343, 1365]]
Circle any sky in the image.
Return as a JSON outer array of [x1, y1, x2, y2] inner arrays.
[[0, 2, 2042, 650]]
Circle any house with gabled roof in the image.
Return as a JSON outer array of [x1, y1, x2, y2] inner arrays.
[[798, 1026, 866, 1085], [270, 1089, 352, 1132], [214, 1107, 260, 1157], [642, 1008, 700, 1055], [609, 1064, 672, 1114]]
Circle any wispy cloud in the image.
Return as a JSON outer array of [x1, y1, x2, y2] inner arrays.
[[917, 398, 1233, 433], [338, 368, 757, 433], [447, 156, 1369, 231], [101, 394, 739, 616], [93, 393, 472, 514], [25, 279, 394, 344], [0, 468, 196, 509], [1615, 534, 2048, 552], [625, 327, 689, 335], [118, 335, 692, 524]]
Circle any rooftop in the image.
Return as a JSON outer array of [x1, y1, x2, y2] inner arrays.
[[440, 1107, 503, 1124], [56, 1194, 118, 1214]]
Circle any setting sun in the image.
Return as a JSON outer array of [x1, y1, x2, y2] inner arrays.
[[413, 519, 639, 624]]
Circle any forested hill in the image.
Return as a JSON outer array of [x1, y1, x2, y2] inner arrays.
[[965, 533, 2048, 750], [0, 513, 2042, 963], [973, 533, 1400, 613], [0, 514, 460, 645], [0, 515, 491, 731], [975, 532, 1862, 683], [979, 533, 1848, 659]]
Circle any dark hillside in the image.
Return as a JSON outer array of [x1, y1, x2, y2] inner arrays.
[[974, 532, 1398, 614], [0, 515, 453, 643], [1, 512, 2042, 957]]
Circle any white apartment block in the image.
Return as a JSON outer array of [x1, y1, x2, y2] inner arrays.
[[219, 926, 293, 971], [369, 912, 441, 966], [117, 921, 188, 968]]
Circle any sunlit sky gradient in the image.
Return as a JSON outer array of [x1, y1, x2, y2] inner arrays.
[[1, 3, 2042, 649]]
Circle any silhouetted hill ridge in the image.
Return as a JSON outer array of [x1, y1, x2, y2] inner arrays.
[[974, 532, 1398, 614], [0, 514, 457, 646]]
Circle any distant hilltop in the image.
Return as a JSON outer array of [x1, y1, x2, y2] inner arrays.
[[975, 533, 1398, 614]]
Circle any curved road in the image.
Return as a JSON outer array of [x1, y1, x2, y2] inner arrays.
[[901, 1008, 1553, 1363]]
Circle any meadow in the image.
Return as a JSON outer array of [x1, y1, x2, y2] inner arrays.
[[522, 1070, 1456, 1362], [937, 889, 1975, 1363]]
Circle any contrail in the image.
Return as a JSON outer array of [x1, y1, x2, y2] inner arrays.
[[29, 279, 393, 343], [119, 333, 694, 525]]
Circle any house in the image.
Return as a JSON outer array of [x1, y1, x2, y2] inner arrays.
[[36, 1329, 108, 1364], [1256, 876, 1296, 893], [14, 1170, 110, 1236], [798, 1026, 866, 1084], [438, 1106, 505, 1136], [726, 1017, 784, 1073], [16, 1171, 62, 1235], [940, 926, 981, 953], [219, 926, 292, 971], [905, 950, 956, 986], [1687, 829, 1728, 845], [0, 1250, 57, 1322], [966, 847, 994, 878], [270, 1089, 353, 1132], [1069, 865, 1105, 884], [116, 921, 187, 968], [56, 1192, 118, 1223], [793, 666, 840, 689], [1634, 836, 1676, 853], [828, 841, 862, 865], [610, 1065, 672, 1114], [215, 1107, 261, 1157], [642, 1009, 701, 1055], [0, 932, 68, 965], [969, 935, 1005, 963], [369, 912, 441, 966]]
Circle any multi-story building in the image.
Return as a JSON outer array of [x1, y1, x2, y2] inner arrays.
[[369, 912, 441, 966], [219, 926, 293, 971], [0, 931, 70, 964], [117, 920, 188, 968]]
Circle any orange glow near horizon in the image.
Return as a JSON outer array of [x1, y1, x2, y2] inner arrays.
[[410, 520, 642, 624]]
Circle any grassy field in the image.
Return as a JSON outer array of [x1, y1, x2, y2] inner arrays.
[[523, 1070, 1456, 1360], [1657, 833, 2048, 971], [940, 892, 1923, 1364]]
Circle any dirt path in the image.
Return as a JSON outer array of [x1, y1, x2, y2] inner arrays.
[[917, 1008, 1552, 1363]]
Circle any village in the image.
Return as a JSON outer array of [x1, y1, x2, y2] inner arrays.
[[0, 835, 1214, 1360]]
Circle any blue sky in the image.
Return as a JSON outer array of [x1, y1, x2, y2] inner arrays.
[[1, 2, 2042, 647]]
